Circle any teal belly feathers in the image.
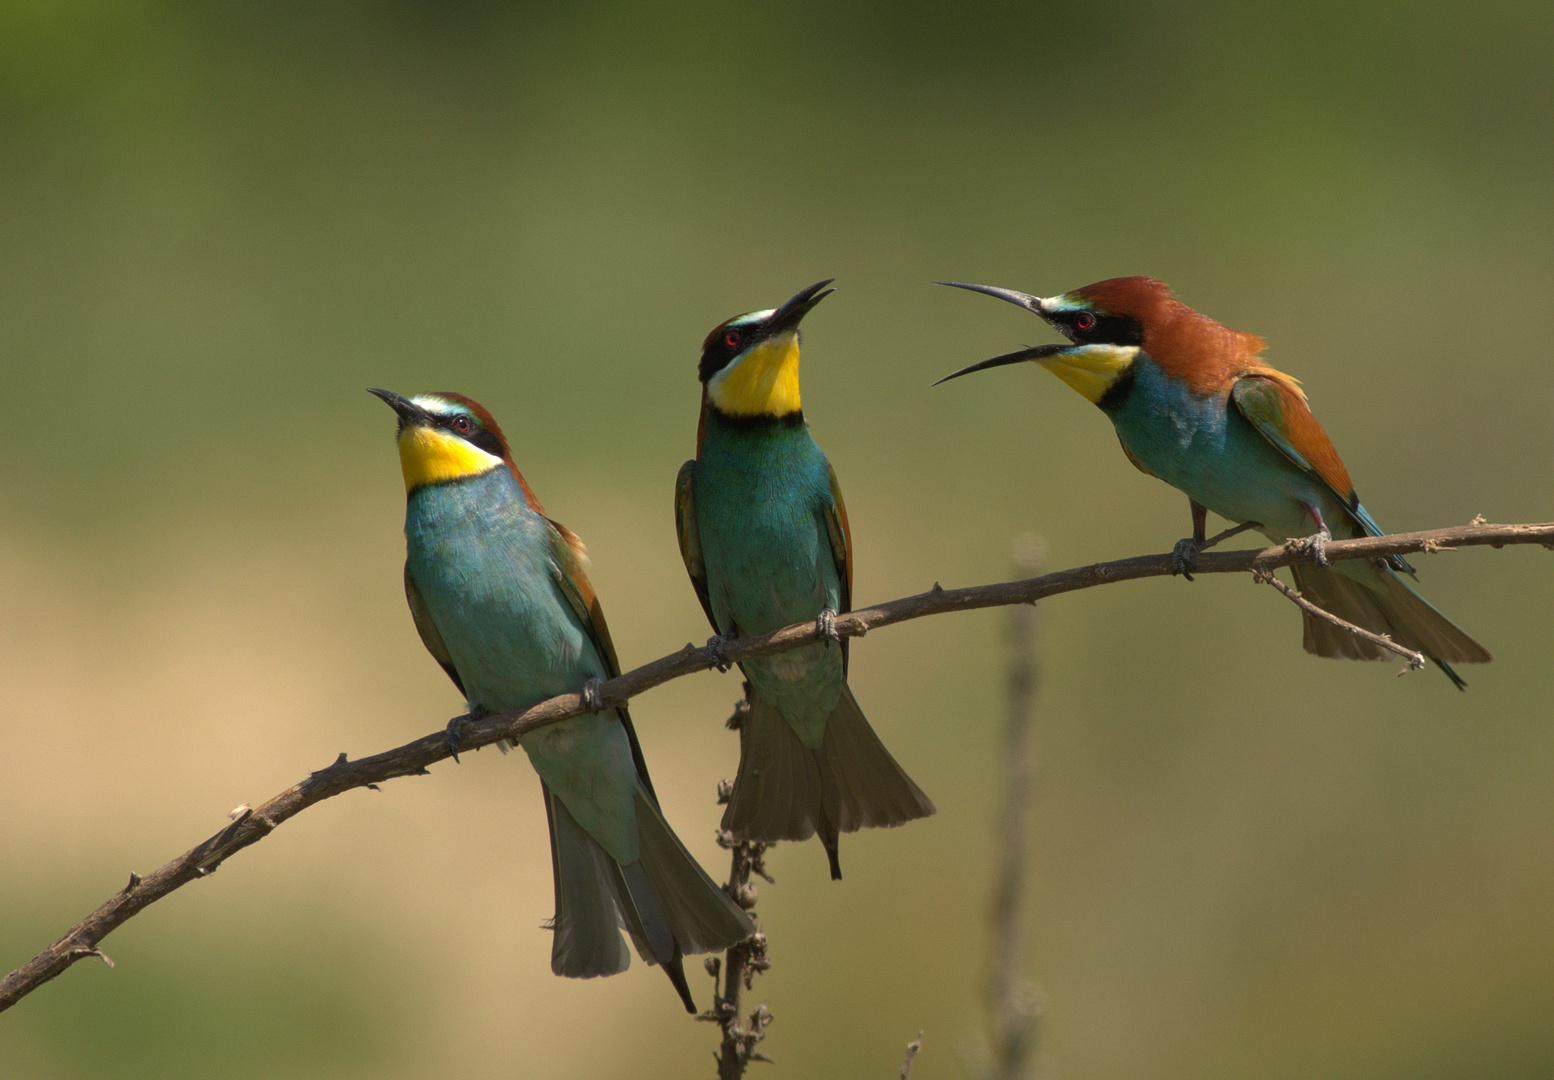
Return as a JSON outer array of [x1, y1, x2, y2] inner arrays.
[[692, 414, 843, 749], [405, 469, 638, 863], [682, 406, 935, 879]]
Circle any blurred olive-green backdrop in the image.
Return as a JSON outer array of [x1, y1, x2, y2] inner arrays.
[[4, 2, 1553, 1077]]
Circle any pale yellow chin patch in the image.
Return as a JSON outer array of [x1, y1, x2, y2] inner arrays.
[[708, 331, 803, 417], [397, 426, 503, 492], [1039, 344, 1139, 404]]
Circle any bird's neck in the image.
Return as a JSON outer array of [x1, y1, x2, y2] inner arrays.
[[700, 399, 807, 442]]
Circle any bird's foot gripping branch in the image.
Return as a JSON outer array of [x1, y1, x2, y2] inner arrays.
[[2, 519, 1550, 1017]]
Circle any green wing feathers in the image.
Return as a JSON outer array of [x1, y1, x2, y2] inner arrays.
[[404, 564, 465, 696], [821, 462, 853, 672], [541, 516, 665, 802], [544, 518, 622, 679], [674, 460, 718, 632], [822, 462, 853, 612], [1231, 372, 1357, 509]]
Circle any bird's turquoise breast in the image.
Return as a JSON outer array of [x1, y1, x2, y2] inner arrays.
[[1106, 359, 1343, 542], [406, 471, 595, 710], [405, 468, 638, 862], [693, 413, 843, 747]]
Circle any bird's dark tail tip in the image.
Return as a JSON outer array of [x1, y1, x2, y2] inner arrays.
[[824, 836, 842, 881], [1436, 659, 1468, 691], [664, 954, 696, 1013]]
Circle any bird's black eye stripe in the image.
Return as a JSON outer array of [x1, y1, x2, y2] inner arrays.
[[469, 429, 506, 457], [435, 412, 502, 457], [1065, 311, 1144, 346], [699, 321, 761, 382]]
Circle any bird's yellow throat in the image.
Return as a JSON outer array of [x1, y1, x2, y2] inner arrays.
[[1039, 344, 1139, 404], [708, 332, 803, 417], [397, 425, 503, 492]]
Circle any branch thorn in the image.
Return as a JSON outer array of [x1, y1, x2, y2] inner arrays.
[[69, 946, 113, 968]]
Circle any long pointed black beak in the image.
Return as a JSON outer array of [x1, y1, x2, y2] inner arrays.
[[367, 387, 430, 430], [933, 344, 1069, 386], [936, 280, 1048, 316], [768, 279, 836, 334]]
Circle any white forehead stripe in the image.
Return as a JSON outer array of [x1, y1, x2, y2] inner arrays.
[[730, 308, 776, 327], [412, 395, 469, 416], [1039, 294, 1078, 312]]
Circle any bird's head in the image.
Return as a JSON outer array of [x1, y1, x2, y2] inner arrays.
[[368, 388, 518, 495], [934, 276, 1183, 407], [697, 279, 835, 419]]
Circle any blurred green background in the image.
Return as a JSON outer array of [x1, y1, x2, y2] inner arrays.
[[3, 2, 1553, 1077]]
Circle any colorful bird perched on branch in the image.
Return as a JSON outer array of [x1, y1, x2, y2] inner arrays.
[[369, 388, 752, 1012], [675, 282, 936, 880], [935, 276, 1490, 687]]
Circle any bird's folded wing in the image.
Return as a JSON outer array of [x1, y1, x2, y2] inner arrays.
[[820, 461, 854, 673], [544, 516, 660, 804], [1231, 371, 1363, 521], [404, 563, 465, 696], [674, 460, 719, 633]]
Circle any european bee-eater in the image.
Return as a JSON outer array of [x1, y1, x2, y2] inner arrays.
[[370, 388, 753, 1012], [674, 282, 935, 881], [936, 276, 1491, 688]]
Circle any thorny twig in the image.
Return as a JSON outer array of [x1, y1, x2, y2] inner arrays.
[[1251, 569, 1426, 671], [698, 688, 775, 1079], [3, 519, 1548, 1013]]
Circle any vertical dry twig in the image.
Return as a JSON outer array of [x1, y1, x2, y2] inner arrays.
[[900, 1030, 924, 1078], [701, 685, 774, 1079], [986, 536, 1047, 1080]]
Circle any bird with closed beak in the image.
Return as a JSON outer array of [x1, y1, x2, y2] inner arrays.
[[370, 388, 752, 1012], [674, 281, 936, 881], [936, 276, 1490, 687]]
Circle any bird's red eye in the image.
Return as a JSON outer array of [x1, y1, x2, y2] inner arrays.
[[1075, 312, 1096, 332], [725, 330, 742, 349], [452, 415, 471, 433]]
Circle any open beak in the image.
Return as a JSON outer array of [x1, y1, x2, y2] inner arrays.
[[367, 387, 431, 430], [932, 343, 1069, 385], [936, 280, 1049, 316], [768, 279, 836, 335], [934, 280, 1072, 385]]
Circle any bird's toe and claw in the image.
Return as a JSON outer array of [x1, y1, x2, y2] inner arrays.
[[816, 606, 841, 645], [444, 714, 472, 764], [705, 634, 734, 673], [1171, 537, 1201, 581], [1291, 527, 1333, 569], [580, 677, 605, 713]]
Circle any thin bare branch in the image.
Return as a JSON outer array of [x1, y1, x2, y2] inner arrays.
[[901, 1031, 924, 1079], [3, 519, 1548, 1013], [1201, 520, 1263, 550], [1252, 569, 1426, 670]]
